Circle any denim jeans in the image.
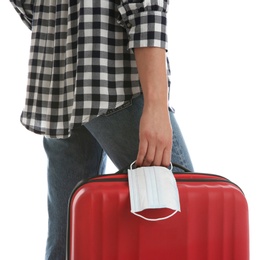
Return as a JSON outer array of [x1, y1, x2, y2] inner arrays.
[[43, 128, 107, 260], [43, 94, 193, 260]]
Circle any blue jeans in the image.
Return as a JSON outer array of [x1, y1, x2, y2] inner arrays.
[[43, 94, 193, 260]]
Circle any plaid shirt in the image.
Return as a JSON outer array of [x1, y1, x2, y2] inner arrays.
[[10, 0, 170, 138]]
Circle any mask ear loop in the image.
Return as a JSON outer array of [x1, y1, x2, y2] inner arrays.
[[130, 161, 173, 171], [132, 210, 178, 222], [129, 161, 178, 222]]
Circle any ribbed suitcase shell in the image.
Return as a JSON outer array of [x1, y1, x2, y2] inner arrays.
[[67, 172, 249, 260]]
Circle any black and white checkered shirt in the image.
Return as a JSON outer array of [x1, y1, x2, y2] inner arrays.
[[10, 0, 170, 138]]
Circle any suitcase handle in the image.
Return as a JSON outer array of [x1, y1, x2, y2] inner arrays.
[[116, 162, 191, 173]]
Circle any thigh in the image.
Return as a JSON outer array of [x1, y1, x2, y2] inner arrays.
[[84, 95, 142, 170], [84, 94, 193, 172], [170, 111, 194, 172], [43, 126, 106, 260], [44, 126, 106, 182]]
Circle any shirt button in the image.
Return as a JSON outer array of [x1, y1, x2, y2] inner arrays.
[[126, 22, 132, 29]]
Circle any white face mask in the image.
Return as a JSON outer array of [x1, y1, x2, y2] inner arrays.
[[128, 162, 181, 221]]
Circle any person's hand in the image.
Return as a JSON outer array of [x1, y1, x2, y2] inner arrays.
[[136, 104, 172, 167]]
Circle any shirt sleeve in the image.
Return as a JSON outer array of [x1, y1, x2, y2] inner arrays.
[[9, 0, 33, 30], [117, 0, 169, 50]]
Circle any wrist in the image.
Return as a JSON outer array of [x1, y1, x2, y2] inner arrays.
[[142, 86, 169, 107]]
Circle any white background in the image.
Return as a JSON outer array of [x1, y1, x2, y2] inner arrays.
[[1, 1, 257, 259]]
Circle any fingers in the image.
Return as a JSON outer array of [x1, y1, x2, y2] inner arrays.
[[136, 137, 148, 166], [136, 135, 172, 167], [135, 105, 173, 168], [161, 147, 172, 167], [136, 138, 158, 167]]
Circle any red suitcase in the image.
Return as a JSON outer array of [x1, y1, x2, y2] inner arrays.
[[66, 170, 249, 260]]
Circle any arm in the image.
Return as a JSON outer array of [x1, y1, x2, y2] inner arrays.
[[134, 47, 172, 167], [117, 0, 171, 166]]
